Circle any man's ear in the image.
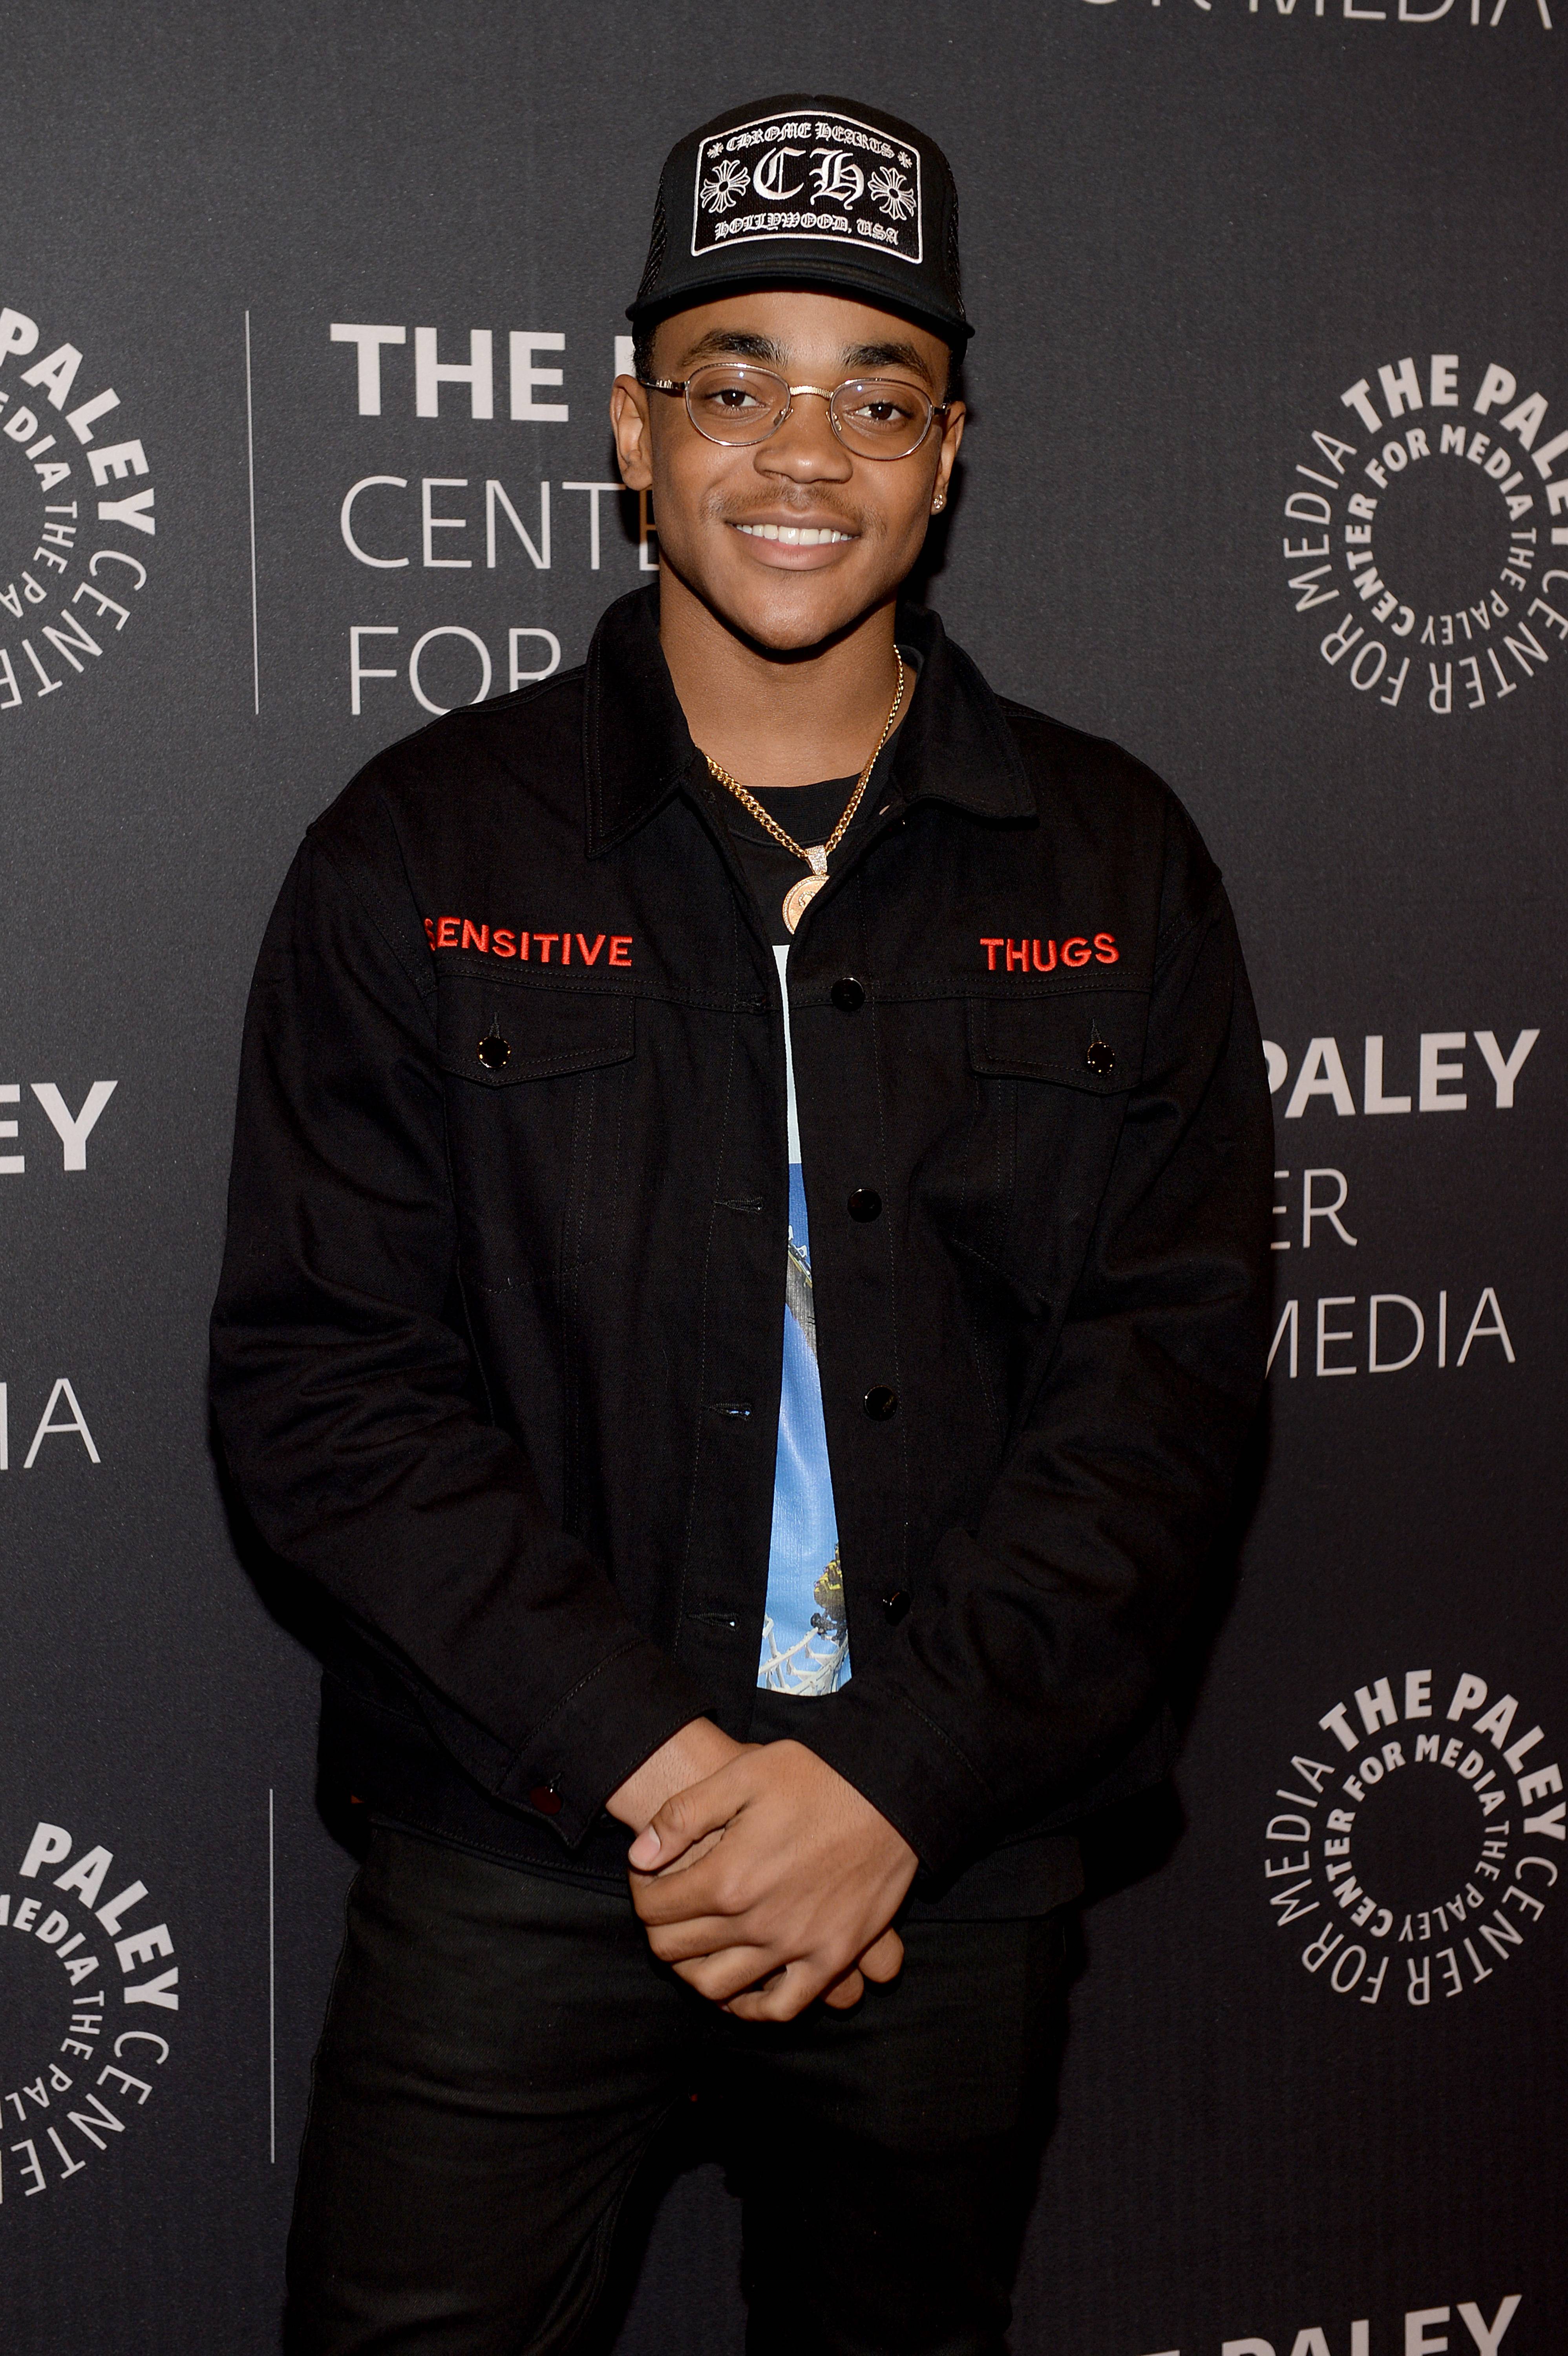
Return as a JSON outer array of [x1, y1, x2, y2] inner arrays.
[[932, 401, 966, 507], [612, 377, 654, 492]]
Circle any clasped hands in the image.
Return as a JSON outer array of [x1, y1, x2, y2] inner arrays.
[[607, 1720, 917, 2022]]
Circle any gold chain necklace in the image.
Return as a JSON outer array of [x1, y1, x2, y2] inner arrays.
[[703, 649, 906, 934]]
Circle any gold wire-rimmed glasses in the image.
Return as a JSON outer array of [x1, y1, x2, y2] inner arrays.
[[639, 362, 948, 460]]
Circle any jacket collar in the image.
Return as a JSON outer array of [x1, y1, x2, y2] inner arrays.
[[583, 585, 1033, 859]]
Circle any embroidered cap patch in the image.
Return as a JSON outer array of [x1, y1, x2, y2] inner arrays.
[[691, 107, 924, 269]]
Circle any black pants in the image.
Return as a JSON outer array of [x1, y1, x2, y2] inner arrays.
[[287, 1827, 1070, 2356]]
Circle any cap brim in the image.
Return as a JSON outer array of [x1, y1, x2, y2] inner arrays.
[[627, 262, 974, 351]]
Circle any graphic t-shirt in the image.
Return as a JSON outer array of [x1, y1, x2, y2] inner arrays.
[[761, 938, 848, 1692], [720, 750, 900, 1696]]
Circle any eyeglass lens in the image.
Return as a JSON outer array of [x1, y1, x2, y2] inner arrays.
[[683, 364, 934, 459]]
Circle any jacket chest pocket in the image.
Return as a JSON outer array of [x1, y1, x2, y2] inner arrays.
[[960, 987, 1148, 1305], [435, 972, 636, 1293]]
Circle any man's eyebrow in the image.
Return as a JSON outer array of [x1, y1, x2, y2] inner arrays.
[[676, 329, 788, 367], [670, 329, 938, 389], [842, 340, 936, 388]]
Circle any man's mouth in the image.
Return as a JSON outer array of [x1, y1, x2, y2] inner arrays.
[[731, 521, 855, 546]]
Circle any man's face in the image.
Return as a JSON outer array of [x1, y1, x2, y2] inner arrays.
[[612, 289, 965, 653]]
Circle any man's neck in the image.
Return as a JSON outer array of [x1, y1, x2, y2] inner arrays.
[[656, 564, 908, 791]]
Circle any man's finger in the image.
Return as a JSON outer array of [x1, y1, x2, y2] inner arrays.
[[646, 1826, 725, 1880], [858, 1927, 905, 1985], [632, 1841, 753, 1926], [626, 1760, 746, 1872], [820, 1968, 867, 2011], [722, 1961, 828, 2025], [644, 1911, 760, 1965], [670, 1945, 776, 2002]]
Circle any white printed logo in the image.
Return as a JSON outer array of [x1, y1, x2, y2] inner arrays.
[[691, 110, 923, 266], [2, 1818, 179, 2200], [0, 302, 155, 719], [868, 166, 917, 222], [1086, 0, 1550, 26], [1263, 1665, 1560, 2011], [1137, 2290, 1522, 2356], [809, 152, 864, 210], [1279, 350, 1568, 715], [699, 159, 750, 214], [752, 146, 807, 203]]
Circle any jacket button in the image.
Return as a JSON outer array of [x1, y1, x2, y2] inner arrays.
[[863, 1385, 898, 1420], [528, 1784, 563, 1816], [1084, 1037, 1114, 1077], [830, 976, 865, 1013], [882, 1589, 912, 1624], [477, 1033, 512, 1071], [847, 1187, 882, 1223]]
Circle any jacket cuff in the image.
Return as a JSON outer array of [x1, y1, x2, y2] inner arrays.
[[498, 1639, 713, 1847], [785, 1680, 997, 1877]]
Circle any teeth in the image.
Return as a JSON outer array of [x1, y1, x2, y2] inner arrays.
[[735, 522, 852, 545]]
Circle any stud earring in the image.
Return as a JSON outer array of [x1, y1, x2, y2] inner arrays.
[[932, 492, 946, 513]]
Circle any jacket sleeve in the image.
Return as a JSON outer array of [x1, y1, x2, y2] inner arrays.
[[208, 820, 710, 1845], [800, 805, 1276, 1875]]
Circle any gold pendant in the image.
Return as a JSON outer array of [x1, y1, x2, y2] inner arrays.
[[782, 874, 826, 933], [782, 845, 830, 935]]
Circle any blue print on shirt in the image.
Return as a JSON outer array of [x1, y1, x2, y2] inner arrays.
[[757, 948, 850, 1695]]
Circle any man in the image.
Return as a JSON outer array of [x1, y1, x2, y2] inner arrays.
[[212, 91, 1273, 2356]]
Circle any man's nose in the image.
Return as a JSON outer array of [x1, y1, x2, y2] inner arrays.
[[754, 393, 853, 483]]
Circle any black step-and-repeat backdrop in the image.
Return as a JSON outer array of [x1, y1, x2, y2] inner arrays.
[[4, 5, 1564, 2351]]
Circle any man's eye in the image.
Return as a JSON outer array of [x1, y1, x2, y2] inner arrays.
[[845, 393, 920, 428], [696, 384, 768, 416]]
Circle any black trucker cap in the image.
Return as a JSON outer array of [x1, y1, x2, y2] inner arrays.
[[628, 93, 972, 351]]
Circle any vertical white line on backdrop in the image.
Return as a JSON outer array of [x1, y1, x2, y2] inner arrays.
[[268, 1785, 276, 2163], [245, 311, 261, 715]]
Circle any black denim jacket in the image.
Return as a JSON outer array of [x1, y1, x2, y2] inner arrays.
[[210, 587, 1273, 1901]]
